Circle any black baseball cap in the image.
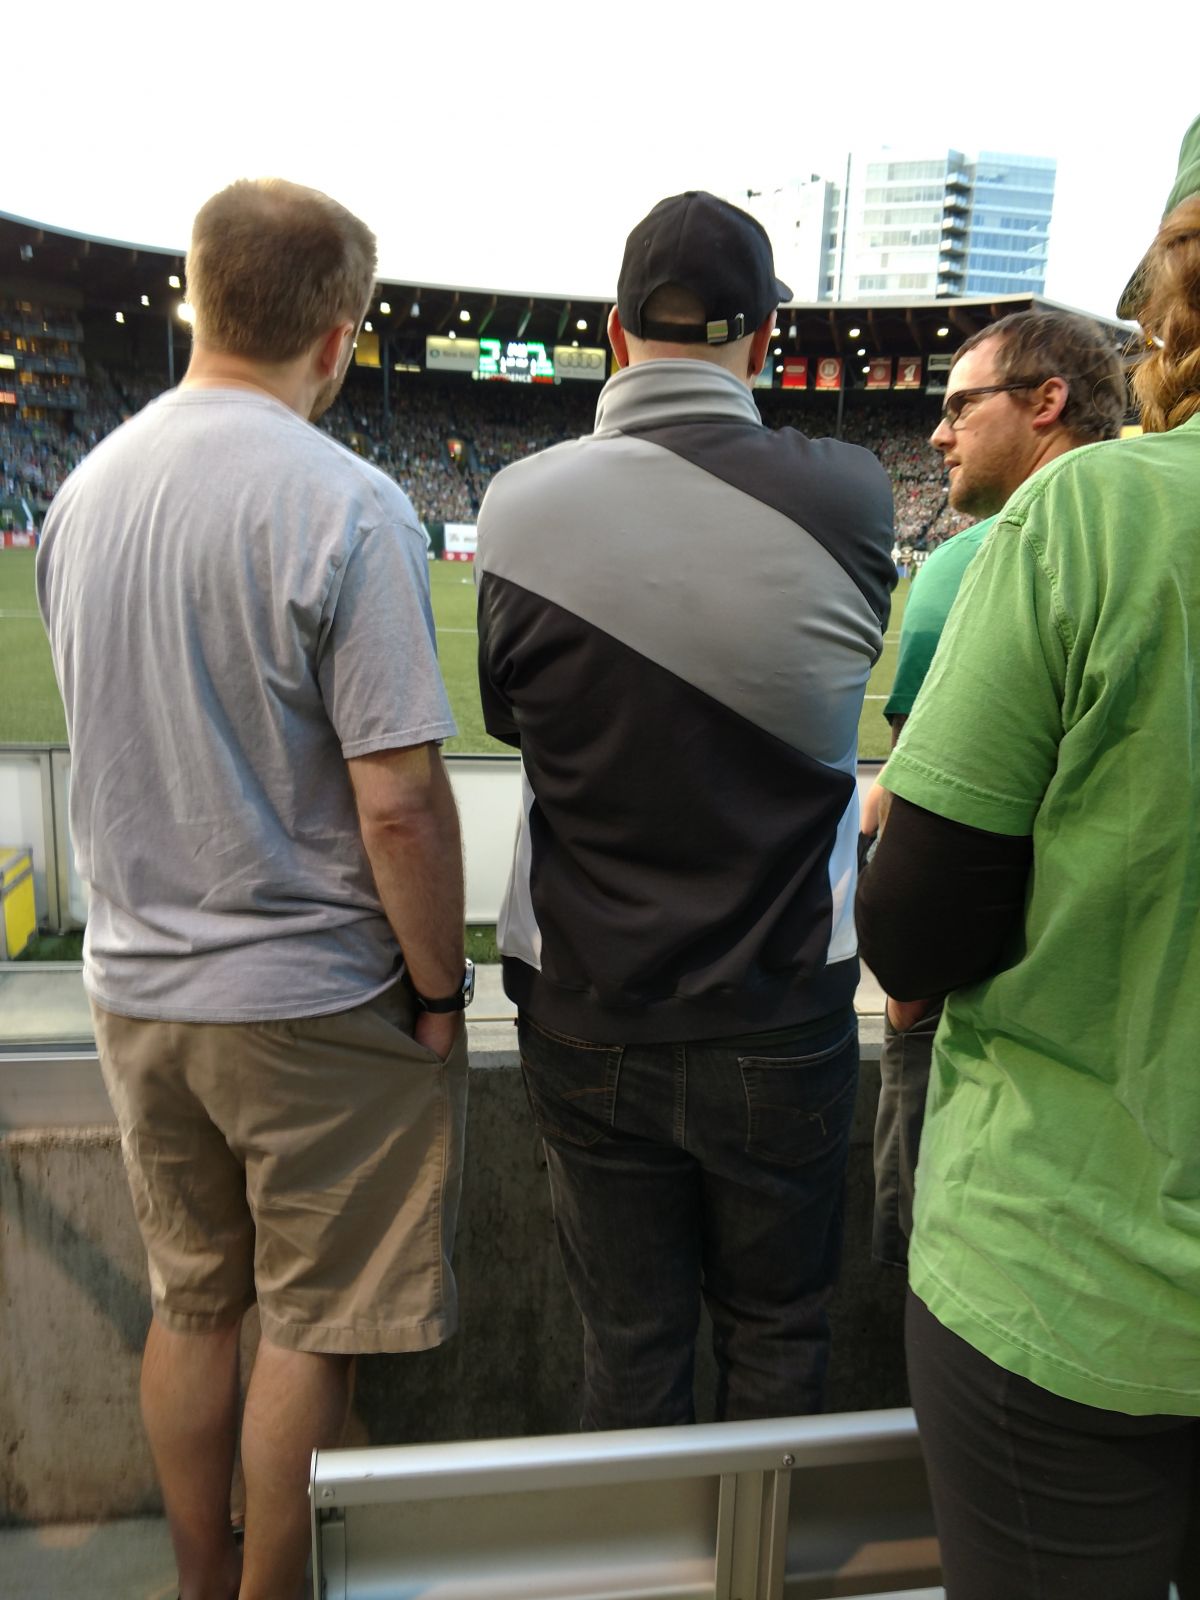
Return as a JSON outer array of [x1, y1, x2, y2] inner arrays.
[[617, 190, 793, 346]]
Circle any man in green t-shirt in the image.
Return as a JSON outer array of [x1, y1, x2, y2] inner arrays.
[[866, 309, 1126, 1267]]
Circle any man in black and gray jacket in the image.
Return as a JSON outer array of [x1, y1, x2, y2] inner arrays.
[[476, 191, 895, 1429]]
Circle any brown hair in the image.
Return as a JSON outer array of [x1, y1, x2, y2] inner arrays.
[[953, 309, 1127, 443], [1130, 195, 1200, 432], [186, 178, 377, 362]]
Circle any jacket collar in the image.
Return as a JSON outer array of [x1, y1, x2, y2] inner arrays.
[[593, 359, 762, 436]]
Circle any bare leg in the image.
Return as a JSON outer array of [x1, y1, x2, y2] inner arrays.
[[140, 1313, 243, 1600], [238, 1339, 353, 1600]]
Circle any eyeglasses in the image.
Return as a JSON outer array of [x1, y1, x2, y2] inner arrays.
[[940, 378, 1048, 427]]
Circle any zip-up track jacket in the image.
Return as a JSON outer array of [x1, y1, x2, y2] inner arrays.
[[476, 359, 895, 1043]]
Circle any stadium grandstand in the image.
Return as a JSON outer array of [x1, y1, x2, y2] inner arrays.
[[0, 210, 1130, 550]]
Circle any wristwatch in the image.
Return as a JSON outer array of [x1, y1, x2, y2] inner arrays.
[[414, 958, 475, 1014]]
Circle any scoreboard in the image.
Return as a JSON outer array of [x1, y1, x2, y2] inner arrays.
[[477, 339, 555, 383], [426, 336, 607, 383]]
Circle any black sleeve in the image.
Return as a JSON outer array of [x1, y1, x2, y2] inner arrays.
[[855, 795, 1033, 1001], [475, 573, 522, 749]]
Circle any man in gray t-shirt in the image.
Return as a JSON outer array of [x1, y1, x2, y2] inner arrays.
[[37, 179, 471, 1600]]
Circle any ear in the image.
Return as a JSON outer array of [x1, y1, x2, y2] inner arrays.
[[1031, 375, 1069, 432], [746, 314, 776, 382], [316, 319, 356, 379], [607, 307, 630, 370]]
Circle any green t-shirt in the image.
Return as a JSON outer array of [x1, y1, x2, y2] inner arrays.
[[881, 417, 1200, 1416], [884, 518, 995, 720]]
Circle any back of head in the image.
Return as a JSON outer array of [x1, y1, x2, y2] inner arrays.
[[616, 190, 791, 368], [953, 309, 1127, 444], [186, 178, 377, 363], [1130, 195, 1200, 432]]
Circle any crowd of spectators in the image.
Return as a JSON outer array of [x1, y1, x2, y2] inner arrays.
[[4, 368, 963, 550]]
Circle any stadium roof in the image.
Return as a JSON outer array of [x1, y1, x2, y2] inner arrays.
[[1, 211, 1131, 366]]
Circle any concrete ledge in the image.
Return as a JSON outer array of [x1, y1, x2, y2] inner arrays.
[[1, 1023, 902, 1524]]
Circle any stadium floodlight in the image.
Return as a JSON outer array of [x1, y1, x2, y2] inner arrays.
[[459, 308, 471, 323], [848, 326, 861, 338], [115, 312, 125, 325], [576, 318, 587, 331], [168, 274, 181, 289], [936, 326, 950, 337], [773, 346, 782, 356], [411, 301, 420, 317], [449, 330, 457, 340], [364, 321, 373, 333], [140, 294, 150, 307], [176, 301, 195, 323], [862, 365, 870, 374], [572, 340, 579, 348], [380, 301, 391, 315], [857, 347, 866, 356]]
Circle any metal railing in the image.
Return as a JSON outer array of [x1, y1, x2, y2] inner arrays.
[[310, 1409, 939, 1600]]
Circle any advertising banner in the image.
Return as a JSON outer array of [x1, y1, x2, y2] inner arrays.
[[443, 522, 478, 562], [814, 357, 842, 392], [553, 345, 607, 382], [425, 336, 480, 376]]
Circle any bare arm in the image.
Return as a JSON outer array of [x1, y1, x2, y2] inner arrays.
[[347, 742, 466, 1058]]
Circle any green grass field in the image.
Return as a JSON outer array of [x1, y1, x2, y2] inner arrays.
[[0, 551, 907, 761]]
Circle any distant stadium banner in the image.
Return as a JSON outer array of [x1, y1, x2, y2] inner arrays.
[[553, 345, 607, 382], [814, 357, 842, 392], [478, 339, 554, 383], [426, 336, 480, 375], [782, 356, 808, 390], [443, 522, 478, 562], [0, 353, 14, 370], [0, 391, 17, 406], [354, 331, 380, 369], [1, 531, 36, 549], [894, 357, 923, 391], [925, 352, 953, 396], [866, 358, 893, 390], [754, 358, 775, 390]]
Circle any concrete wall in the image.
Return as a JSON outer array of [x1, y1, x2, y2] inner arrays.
[[0, 1029, 905, 1525]]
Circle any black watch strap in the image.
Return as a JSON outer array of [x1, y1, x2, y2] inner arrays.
[[414, 959, 475, 1014]]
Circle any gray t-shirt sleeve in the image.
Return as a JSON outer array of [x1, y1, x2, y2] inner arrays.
[[318, 512, 458, 756]]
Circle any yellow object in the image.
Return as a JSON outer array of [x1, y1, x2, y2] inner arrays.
[[0, 845, 36, 959]]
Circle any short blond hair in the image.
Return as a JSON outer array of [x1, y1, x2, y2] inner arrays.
[[186, 178, 377, 362], [1130, 195, 1200, 433]]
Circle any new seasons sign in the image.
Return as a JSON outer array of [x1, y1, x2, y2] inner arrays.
[[425, 336, 480, 375]]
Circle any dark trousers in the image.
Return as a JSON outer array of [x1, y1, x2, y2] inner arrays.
[[518, 1008, 859, 1430], [872, 1002, 942, 1268], [907, 1289, 1200, 1600]]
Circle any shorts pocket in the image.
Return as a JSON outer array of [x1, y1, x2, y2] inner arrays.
[[739, 1026, 858, 1167], [518, 1016, 622, 1149]]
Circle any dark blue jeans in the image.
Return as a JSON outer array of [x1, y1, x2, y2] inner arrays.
[[517, 1006, 859, 1430]]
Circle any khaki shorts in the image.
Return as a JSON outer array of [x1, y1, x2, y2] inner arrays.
[[92, 984, 468, 1355]]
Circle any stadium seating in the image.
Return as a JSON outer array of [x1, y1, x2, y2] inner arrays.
[[3, 368, 967, 551]]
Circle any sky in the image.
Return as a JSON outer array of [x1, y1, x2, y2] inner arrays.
[[7, 2, 1195, 320]]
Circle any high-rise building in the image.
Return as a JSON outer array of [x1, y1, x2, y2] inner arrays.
[[964, 151, 1056, 295], [741, 148, 1056, 303]]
